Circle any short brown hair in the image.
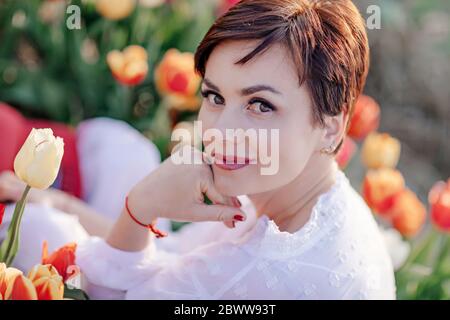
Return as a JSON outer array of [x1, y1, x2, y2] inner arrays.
[[195, 0, 370, 154]]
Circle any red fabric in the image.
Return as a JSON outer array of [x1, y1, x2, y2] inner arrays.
[[0, 103, 82, 198]]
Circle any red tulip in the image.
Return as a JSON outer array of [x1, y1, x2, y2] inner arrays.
[[335, 137, 357, 169], [429, 179, 450, 232], [362, 168, 405, 216], [42, 241, 77, 282], [0, 203, 5, 226], [347, 95, 380, 140], [217, 0, 240, 16]]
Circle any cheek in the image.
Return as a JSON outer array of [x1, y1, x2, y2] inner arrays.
[[268, 119, 319, 184], [198, 104, 214, 143]]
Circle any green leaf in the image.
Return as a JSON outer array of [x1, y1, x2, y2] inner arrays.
[[64, 284, 90, 300]]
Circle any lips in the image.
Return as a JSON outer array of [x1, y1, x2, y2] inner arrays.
[[212, 153, 253, 171]]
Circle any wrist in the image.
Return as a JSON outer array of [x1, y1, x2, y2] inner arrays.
[[124, 193, 167, 238], [127, 189, 158, 225]]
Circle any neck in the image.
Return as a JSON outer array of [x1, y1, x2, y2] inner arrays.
[[248, 153, 338, 233]]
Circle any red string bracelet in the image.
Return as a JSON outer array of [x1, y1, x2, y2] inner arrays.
[[125, 196, 168, 238]]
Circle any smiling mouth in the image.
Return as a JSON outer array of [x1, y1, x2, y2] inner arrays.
[[212, 153, 254, 171]]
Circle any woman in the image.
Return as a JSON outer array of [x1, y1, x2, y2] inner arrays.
[[78, 0, 396, 299]]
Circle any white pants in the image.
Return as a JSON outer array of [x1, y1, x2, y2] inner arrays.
[[0, 118, 163, 272]]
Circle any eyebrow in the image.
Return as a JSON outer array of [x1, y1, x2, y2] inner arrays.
[[203, 78, 282, 96]]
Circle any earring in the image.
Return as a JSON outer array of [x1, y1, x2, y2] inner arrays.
[[320, 144, 335, 155]]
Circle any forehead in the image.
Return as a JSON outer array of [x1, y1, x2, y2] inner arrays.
[[204, 40, 300, 92]]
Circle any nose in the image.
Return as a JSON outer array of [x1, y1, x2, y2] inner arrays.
[[205, 107, 259, 160]]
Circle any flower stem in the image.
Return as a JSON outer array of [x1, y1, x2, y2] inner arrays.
[[0, 185, 31, 266]]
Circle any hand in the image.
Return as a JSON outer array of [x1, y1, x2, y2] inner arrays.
[[0, 171, 27, 202], [0, 170, 55, 206], [127, 146, 246, 227]]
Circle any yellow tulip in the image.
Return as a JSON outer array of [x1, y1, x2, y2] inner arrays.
[[96, 0, 136, 20], [107, 45, 149, 86], [14, 128, 64, 190], [28, 265, 64, 300], [361, 132, 401, 169]]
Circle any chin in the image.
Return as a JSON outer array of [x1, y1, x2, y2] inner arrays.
[[211, 165, 284, 197]]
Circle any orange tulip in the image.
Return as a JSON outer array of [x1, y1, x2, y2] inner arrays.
[[96, 0, 136, 20], [107, 45, 148, 86], [5, 274, 38, 300], [335, 137, 357, 169], [42, 240, 77, 282], [0, 263, 22, 299], [362, 168, 405, 216], [388, 189, 426, 237], [429, 179, 450, 232], [28, 264, 64, 300], [154, 49, 201, 111], [361, 132, 401, 169], [347, 94, 380, 140]]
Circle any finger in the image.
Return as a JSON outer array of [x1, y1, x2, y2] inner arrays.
[[223, 220, 235, 229], [189, 204, 246, 223], [201, 179, 236, 207]]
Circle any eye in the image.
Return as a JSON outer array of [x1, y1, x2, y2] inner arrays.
[[246, 98, 277, 115], [201, 90, 225, 106]]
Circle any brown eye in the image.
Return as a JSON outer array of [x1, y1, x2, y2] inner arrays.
[[247, 99, 276, 114], [201, 90, 225, 106]]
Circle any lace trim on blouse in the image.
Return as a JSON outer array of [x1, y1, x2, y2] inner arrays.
[[252, 170, 349, 260]]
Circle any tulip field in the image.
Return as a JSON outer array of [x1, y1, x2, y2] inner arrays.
[[0, 0, 449, 300]]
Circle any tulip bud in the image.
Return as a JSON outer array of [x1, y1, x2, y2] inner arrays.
[[5, 274, 37, 300], [347, 95, 380, 140], [0, 263, 23, 299], [154, 49, 201, 111], [429, 179, 450, 232], [28, 264, 64, 300], [42, 241, 77, 282], [335, 137, 357, 169], [107, 45, 149, 86], [14, 128, 64, 190], [96, 0, 136, 20], [362, 168, 405, 216], [361, 132, 401, 170], [389, 189, 426, 237]]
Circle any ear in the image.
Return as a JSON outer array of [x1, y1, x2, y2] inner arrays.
[[319, 111, 348, 152]]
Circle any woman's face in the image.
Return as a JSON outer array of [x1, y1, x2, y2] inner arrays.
[[198, 40, 327, 197]]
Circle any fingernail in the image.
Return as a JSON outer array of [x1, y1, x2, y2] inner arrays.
[[234, 214, 244, 221], [232, 198, 241, 208], [236, 198, 242, 207]]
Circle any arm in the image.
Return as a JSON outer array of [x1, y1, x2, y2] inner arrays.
[[45, 189, 114, 238], [0, 170, 112, 238], [105, 146, 245, 252]]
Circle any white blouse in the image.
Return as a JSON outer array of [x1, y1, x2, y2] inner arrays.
[[77, 169, 396, 300]]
